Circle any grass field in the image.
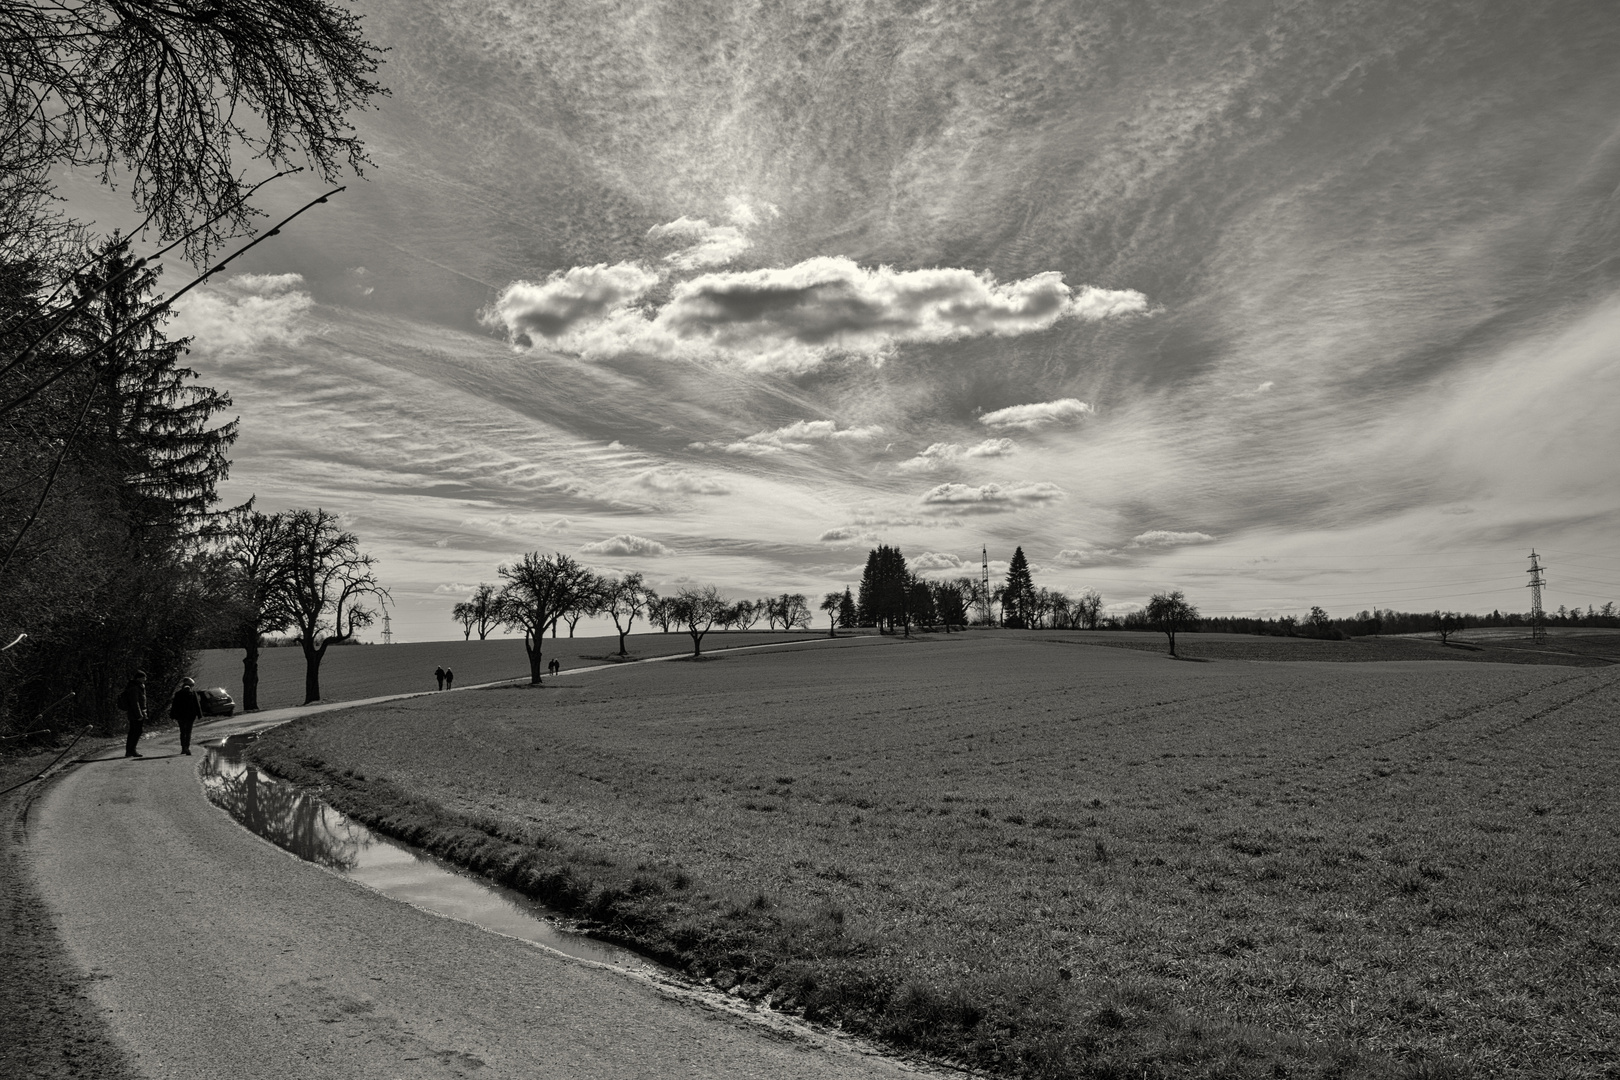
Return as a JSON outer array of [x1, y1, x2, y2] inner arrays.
[[246, 632, 1620, 1078], [189, 630, 822, 711]]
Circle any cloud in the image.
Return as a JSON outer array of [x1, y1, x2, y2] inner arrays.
[[433, 582, 479, 594], [911, 551, 965, 572], [633, 467, 730, 495], [459, 514, 571, 536], [896, 437, 1019, 472], [703, 419, 885, 456], [979, 399, 1093, 430], [647, 217, 752, 270], [171, 274, 314, 353], [579, 534, 672, 556], [1128, 530, 1216, 548], [920, 482, 1065, 512], [818, 526, 872, 542], [1052, 547, 1122, 567], [483, 262, 661, 346], [488, 253, 1147, 372]]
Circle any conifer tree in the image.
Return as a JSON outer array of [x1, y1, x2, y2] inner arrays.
[[1002, 546, 1035, 628]]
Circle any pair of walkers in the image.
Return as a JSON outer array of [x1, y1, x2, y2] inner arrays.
[[434, 666, 456, 690], [118, 672, 200, 758]]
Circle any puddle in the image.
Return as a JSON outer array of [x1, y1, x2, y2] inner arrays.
[[198, 734, 652, 972]]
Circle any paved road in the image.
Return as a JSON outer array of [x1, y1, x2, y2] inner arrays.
[[22, 663, 931, 1080]]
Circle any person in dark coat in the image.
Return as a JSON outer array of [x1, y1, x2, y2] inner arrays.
[[444, 668, 454, 690], [434, 666, 445, 690], [170, 677, 202, 756], [119, 671, 148, 758]]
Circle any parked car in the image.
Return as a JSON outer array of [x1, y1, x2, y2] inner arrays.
[[197, 687, 236, 718]]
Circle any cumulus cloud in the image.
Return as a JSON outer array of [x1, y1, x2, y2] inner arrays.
[[1128, 530, 1216, 548], [1052, 547, 1122, 567], [896, 437, 1018, 472], [911, 551, 965, 572], [579, 534, 672, 556], [920, 482, 1065, 512], [487, 250, 1147, 372], [701, 419, 885, 456], [818, 526, 871, 542], [483, 262, 660, 347], [979, 399, 1093, 430], [647, 217, 752, 270], [433, 582, 479, 594], [170, 273, 313, 353], [633, 467, 730, 495]]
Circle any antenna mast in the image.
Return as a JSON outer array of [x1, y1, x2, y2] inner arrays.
[[981, 545, 992, 627], [1526, 550, 1547, 645], [381, 607, 394, 646]]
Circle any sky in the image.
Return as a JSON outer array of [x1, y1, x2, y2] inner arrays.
[[66, 0, 1620, 641]]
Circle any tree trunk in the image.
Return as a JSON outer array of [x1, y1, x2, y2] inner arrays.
[[1166, 630, 1177, 657], [525, 632, 543, 684], [240, 635, 260, 711], [689, 630, 703, 657], [300, 636, 328, 704], [617, 627, 629, 656]]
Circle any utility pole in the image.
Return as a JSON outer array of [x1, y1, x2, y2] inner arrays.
[[1526, 550, 1547, 646], [381, 607, 394, 646], [981, 545, 993, 627]]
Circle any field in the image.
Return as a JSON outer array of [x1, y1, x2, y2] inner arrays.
[[190, 630, 821, 711], [246, 632, 1620, 1078]]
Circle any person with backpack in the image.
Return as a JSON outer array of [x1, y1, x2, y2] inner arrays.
[[117, 671, 148, 758], [169, 677, 202, 756]]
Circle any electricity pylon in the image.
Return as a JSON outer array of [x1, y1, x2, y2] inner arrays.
[[1526, 550, 1547, 646]]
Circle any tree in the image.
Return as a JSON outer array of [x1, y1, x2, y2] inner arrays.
[[932, 580, 968, 632], [1077, 589, 1104, 630], [497, 552, 593, 685], [670, 585, 727, 657], [1, 0, 385, 260], [560, 572, 602, 637], [820, 591, 842, 637], [218, 507, 295, 712], [646, 591, 673, 633], [729, 598, 762, 630], [451, 601, 476, 640], [906, 576, 936, 633], [856, 546, 909, 633], [838, 587, 857, 630], [466, 582, 500, 640], [283, 509, 386, 703], [766, 593, 811, 631], [1145, 590, 1199, 657], [1002, 547, 1035, 628], [600, 572, 651, 656]]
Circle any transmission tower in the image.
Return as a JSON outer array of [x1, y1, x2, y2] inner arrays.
[[381, 608, 394, 646], [981, 545, 992, 626], [1526, 550, 1547, 645]]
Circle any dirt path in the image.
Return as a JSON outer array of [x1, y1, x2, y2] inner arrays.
[[18, 641, 933, 1079]]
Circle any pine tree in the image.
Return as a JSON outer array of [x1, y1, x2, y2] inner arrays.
[[856, 545, 909, 632], [838, 587, 857, 629], [1003, 546, 1035, 628]]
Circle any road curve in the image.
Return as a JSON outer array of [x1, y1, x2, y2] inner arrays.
[[23, 693, 931, 1079]]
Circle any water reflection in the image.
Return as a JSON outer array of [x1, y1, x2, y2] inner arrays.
[[198, 736, 650, 971], [199, 748, 370, 870]]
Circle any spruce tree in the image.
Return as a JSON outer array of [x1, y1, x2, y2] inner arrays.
[[1003, 546, 1035, 628]]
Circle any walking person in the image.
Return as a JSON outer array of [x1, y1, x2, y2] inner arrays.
[[118, 671, 148, 758], [170, 677, 202, 756], [444, 668, 454, 690], [434, 666, 446, 690]]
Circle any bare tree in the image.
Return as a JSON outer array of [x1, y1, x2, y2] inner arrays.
[[729, 598, 762, 631], [498, 552, 592, 684], [766, 592, 811, 631], [217, 506, 295, 711], [451, 600, 475, 640], [600, 572, 651, 656], [671, 585, 727, 658], [1, 0, 385, 260], [1077, 589, 1104, 630], [1145, 590, 1199, 657], [466, 582, 500, 640], [282, 509, 386, 703], [819, 591, 842, 637]]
